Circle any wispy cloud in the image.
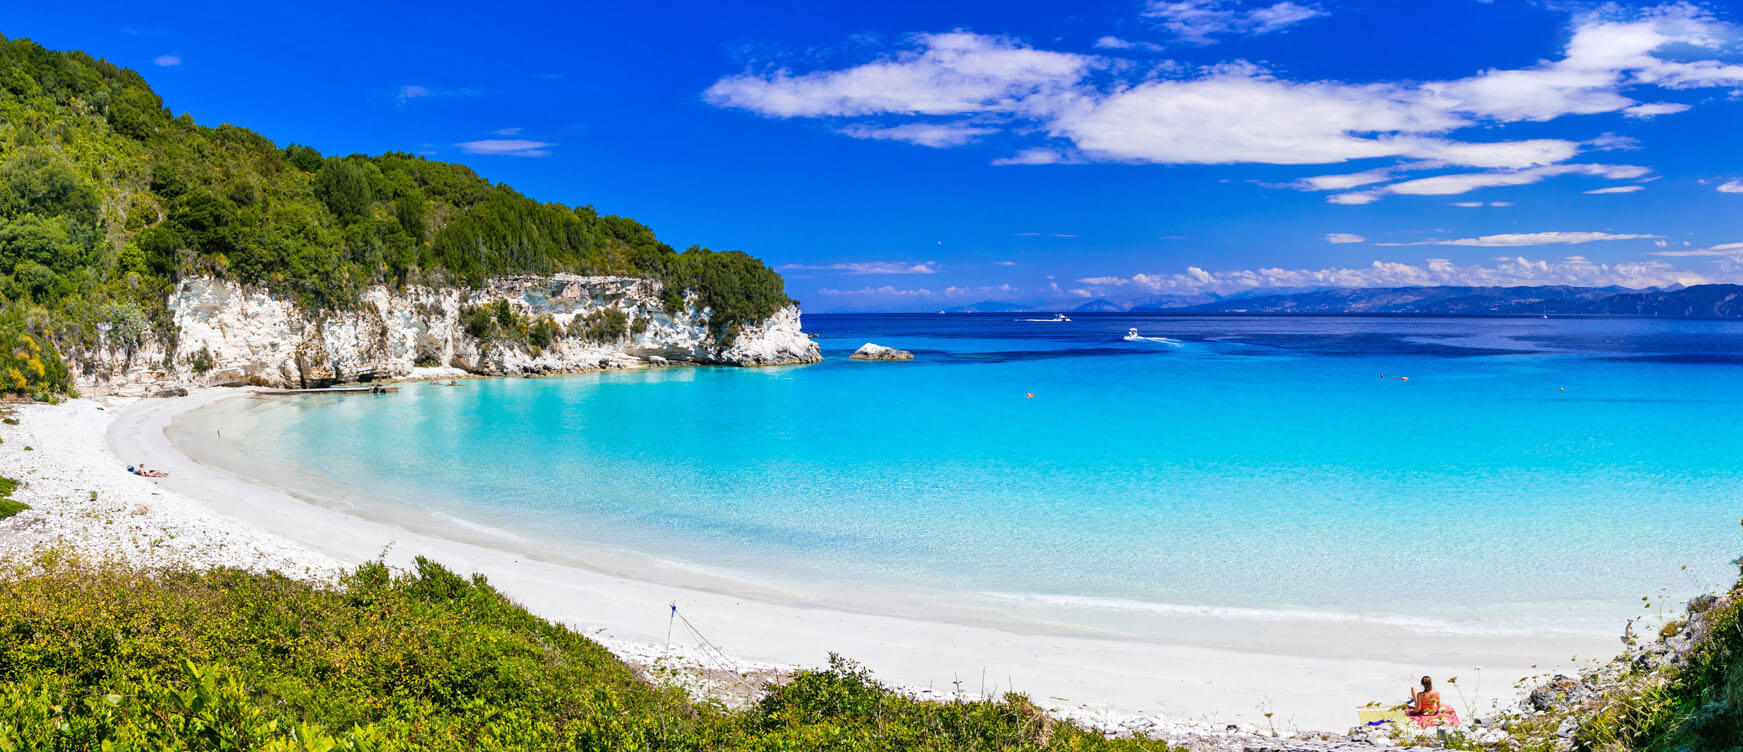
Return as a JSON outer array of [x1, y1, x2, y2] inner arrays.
[[454, 139, 554, 157], [818, 283, 1019, 298], [1325, 233, 1366, 244], [396, 84, 480, 106], [494, 127, 523, 136], [838, 123, 997, 148], [152, 54, 181, 67], [1327, 193, 1379, 205], [1718, 180, 1743, 193], [993, 260, 1019, 266], [1450, 201, 1513, 207], [1623, 102, 1691, 118], [1330, 164, 1649, 203], [1093, 36, 1164, 52], [1375, 231, 1660, 247], [1014, 232, 1079, 238], [1076, 256, 1710, 296], [1649, 242, 1743, 257], [1144, 1, 1325, 44], [992, 148, 1069, 166], [779, 261, 940, 275], [1586, 185, 1645, 194]]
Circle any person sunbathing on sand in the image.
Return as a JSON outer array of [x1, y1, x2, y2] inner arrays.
[[134, 463, 168, 478]]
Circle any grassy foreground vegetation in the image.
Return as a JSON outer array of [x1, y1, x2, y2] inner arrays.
[[1517, 578, 1743, 752], [0, 553, 1179, 751], [0, 35, 792, 397], [0, 473, 24, 519]]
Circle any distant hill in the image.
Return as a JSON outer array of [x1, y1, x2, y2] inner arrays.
[[1072, 298, 1125, 312], [943, 300, 1033, 313], [1577, 284, 1743, 317], [1126, 293, 1221, 311]]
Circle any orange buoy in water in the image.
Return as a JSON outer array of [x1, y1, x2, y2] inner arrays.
[[1400, 376, 1409, 381], [1025, 393, 1035, 399]]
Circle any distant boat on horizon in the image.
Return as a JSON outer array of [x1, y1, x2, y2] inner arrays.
[[1020, 313, 1071, 322]]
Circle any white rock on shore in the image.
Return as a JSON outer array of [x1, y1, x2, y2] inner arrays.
[[74, 275, 822, 395], [850, 342, 914, 361]]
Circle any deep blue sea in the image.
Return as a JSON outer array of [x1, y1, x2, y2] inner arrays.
[[203, 314, 1743, 638]]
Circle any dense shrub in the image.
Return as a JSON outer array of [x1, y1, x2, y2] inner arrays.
[[0, 312, 71, 398], [0, 474, 23, 519], [0, 554, 1183, 751], [571, 307, 629, 342]]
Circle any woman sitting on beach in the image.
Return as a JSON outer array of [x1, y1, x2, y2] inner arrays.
[[1407, 676, 1458, 727]]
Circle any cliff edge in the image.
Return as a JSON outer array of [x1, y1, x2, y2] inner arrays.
[[78, 275, 820, 393]]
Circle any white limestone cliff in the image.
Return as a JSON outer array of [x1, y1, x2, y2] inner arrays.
[[77, 275, 820, 393]]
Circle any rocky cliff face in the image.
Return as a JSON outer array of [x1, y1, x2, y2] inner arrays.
[[78, 275, 820, 393]]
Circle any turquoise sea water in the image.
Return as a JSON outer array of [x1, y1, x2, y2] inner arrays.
[[204, 314, 1743, 638]]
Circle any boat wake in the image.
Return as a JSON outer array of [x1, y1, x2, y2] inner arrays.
[[1123, 329, 1183, 347]]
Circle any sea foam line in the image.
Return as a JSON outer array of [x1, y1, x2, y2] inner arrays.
[[980, 592, 1618, 637]]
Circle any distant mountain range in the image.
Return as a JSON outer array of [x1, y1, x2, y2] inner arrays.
[[1047, 284, 1743, 317]]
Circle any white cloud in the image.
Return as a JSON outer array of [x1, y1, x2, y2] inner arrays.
[[1488, 201, 1515, 207], [397, 85, 434, 102], [1144, 1, 1325, 44], [778, 260, 940, 274], [703, 3, 1743, 188], [994, 260, 1019, 266], [703, 32, 1091, 118], [1450, 201, 1484, 207], [1077, 256, 1709, 295], [1374, 163, 1649, 197], [454, 139, 554, 157], [494, 127, 523, 136], [1327, 192, 1379, 205], [819, 283, 1024, 300], [1325, 232, 1366, 244], [992, 148, 1068, 165], [152, 54, 181, 67], [1623, 102, 1692, 118], [1295, 168, 1396, 191], [1718, 180, 1743, 193], [1376, 231, 1660, 247], [839, 122, 996, 147], [1425, 5, 1743, 123], [1649, 242, 1743, 257], [1586, 185, 1645, 194], [1094, 36, 1163, 52], [817, 285, 935, 297]]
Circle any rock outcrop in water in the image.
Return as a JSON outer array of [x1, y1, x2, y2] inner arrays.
[[78, 275, 821, 393], [849, 343, 914, 361]]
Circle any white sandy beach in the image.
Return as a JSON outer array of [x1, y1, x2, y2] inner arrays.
[[0, 389, 1617, 742]]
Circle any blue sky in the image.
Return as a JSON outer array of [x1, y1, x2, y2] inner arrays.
[[6, 1, 1743, 311]]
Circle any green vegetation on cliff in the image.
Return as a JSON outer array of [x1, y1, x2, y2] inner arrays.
[[0, 553, 1177, 751], [0, 35, 793, 395]]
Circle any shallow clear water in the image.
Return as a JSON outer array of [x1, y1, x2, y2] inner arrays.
[[210, 314, 1743, 637]]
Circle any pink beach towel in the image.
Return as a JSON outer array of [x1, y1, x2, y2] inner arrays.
[[1409, 708, 1460, 728]]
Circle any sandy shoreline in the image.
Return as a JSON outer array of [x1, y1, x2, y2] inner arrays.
[[0, 389, 1614, 740]]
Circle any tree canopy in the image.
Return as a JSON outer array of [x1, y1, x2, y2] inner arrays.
[[0, 34, 794, 394]]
